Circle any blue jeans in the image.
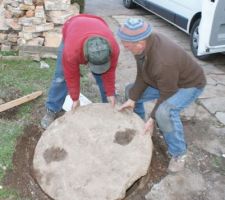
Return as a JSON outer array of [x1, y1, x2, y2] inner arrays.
[[125, 83, 204, 157], [46, 41, 108, 112]]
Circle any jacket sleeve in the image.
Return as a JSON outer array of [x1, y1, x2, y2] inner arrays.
[[62, 54, 80, 101], [129, 58, 149, 101], [102, 43, 120, 97]]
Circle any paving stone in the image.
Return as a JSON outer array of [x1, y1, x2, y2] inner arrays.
[[215, 112, 225, 125], [200, 97, 225, 114], [209, 74, 225, 86], [145, 169, 206, 200], [206, 75, 217, 85], [202, 64, 225, 75], [199, 85, 225, 99]]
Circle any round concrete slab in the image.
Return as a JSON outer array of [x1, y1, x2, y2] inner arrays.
[[33, 103, 152, 200]]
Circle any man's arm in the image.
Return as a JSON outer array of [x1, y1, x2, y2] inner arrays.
[[62, 54, 80, 101], [102, 42, 120, 98]]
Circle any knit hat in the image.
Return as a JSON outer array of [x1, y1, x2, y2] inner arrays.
[[84, 37, 111, 74], [117, 18, 152, 42]]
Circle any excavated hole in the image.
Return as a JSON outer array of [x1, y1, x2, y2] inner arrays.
[[3, 123, 169, 200]]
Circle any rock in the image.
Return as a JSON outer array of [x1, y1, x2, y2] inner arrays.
[[25, 9, 35, 17], [43, 30, 62, 47], [33, 103, 152, 200], [44, 0, 70, 11], [0, 4, 9, 31], [5, 18, 22, 30], [22, 22, 54, 33], [26, 37, 44, 46], [1, 43, 11, 51], [46, 4, 79, 25], [7, 32, 18, 43], [35, 5, 45, 18]]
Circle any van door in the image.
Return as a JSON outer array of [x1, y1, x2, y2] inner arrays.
[[198, 0, 225, 55], [169, 0, 202, 32]]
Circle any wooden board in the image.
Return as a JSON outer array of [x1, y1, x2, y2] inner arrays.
[[0, 91, 43, 112]]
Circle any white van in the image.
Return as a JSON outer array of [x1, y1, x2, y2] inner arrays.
[[123, 0, 225, 60]]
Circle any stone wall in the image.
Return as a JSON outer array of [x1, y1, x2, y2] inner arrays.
[[0, 0, 79, 57]]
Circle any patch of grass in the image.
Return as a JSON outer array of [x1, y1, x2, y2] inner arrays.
[[0, 59, 55, 199], [0, 121, 23, 180], [212, 156, 225, 175], [0, 59, 55, 95], [0, 188, 23, 200], [0, 51, 18, 56]]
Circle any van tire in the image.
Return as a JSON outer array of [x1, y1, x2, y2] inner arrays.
[[123, 0, 136, 8], [190, 19, 213, 60]]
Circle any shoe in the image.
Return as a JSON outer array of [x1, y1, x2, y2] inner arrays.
[[168, 154, 187, 173], [41, 109, 56, 129]]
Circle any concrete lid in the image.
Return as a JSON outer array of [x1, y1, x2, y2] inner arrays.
[[33, 103, 152, 200]]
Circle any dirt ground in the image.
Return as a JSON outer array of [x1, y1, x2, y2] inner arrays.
[[1, 78, 225, 200], [1, 88, 169, 200], [1, 61, 225, 200]]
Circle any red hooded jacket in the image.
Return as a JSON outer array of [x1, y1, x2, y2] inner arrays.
[[62, 14, 120, 101]]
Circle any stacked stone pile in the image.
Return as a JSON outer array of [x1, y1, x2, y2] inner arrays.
[[0, 0, 79, 53]]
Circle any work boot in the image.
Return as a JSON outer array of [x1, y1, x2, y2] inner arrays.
[[168, 154, 187, 173], [41, 109, 57, 129]]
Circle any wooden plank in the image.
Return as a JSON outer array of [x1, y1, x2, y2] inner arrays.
[[0, 91, 43, 113]]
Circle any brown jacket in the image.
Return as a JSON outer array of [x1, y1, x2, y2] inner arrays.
[[129, 32, 206, 119]]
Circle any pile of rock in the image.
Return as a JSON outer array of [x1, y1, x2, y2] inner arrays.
[[0, 0, 79, 57]]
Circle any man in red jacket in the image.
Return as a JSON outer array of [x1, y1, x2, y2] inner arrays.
[[41, 14, 120, 129]]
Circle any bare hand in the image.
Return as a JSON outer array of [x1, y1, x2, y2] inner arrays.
[[72, 100, 80, 111], [118, 99, 135, 111], [107, 96, 116, 107], [144, 117, 154, 136]]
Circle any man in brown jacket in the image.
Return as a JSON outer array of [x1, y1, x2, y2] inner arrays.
[[117, 18, 206, 173]]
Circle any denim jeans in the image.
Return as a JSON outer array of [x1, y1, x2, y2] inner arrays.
[[46, 41, 108, 112], [125, 83, 204, 157]]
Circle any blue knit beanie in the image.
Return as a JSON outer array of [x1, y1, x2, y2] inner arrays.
[[117, 18, 152, 42]]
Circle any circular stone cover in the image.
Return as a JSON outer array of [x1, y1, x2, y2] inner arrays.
[[33, 103, 152, 200]]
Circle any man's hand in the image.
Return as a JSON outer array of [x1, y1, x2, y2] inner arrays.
[[107, 96, 116, 107], [118, 99, 135, 111], [144, 117, 154, 136], [72, 100, 80, 110]]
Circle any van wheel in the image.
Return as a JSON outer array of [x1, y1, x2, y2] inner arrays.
[[123, 0, 136, 8], [190, 19, 212, 60]]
